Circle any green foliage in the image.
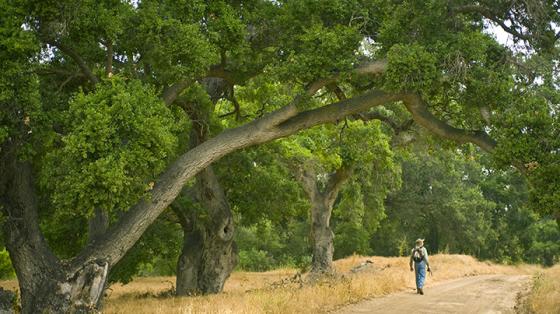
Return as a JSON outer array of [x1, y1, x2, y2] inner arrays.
[[271, 0, 371, 82], [218, 143, 309, 225], [238, 248, 275, 272], [235, 220, 311, 271], [333, 183, 372, 258], [278, 23, 362, 82], [133, 1, 218, 83], [384, 44, 439, 95], [372, 143, 496, 256], [526, 219, 560, 266], [0, 0, 40, 147], [0, 249, 15, 279], [40, 77, 188, 219], [492, 93, 560, 218], [109, 214, 182, 284], [1, 0, 558, 288]]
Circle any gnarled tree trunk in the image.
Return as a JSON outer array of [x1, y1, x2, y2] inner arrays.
[[310, 198, 335, 273], [0, 142, 109, 313], [173, 77, 237, 296], [174, 167, 237, 295], [296, 165, 352, 274], [1, 59, 501, 310]]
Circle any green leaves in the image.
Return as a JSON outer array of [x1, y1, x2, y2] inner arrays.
[[384, 44, 439, 95], [40, 77, 188, 218], [134, 10, 218, 83], [278, 23, 362, 82]]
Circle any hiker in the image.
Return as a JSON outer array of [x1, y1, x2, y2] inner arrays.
[[409, 238, 431, 295]]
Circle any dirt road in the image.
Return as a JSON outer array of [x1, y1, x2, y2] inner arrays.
[[339, 275, 530, 314]]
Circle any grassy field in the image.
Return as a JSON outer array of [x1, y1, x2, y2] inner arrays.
[[101, 254, 538, 314], [523, 264, 560, 314], [0, 254, 553, 313]]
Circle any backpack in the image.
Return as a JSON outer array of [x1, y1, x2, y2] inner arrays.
[[412, 247, 424, 263]]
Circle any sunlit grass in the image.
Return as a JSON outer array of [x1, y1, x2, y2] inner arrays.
[[526, 264, 560, 314]]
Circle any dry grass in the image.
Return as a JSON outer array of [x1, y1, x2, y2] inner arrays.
[[525, 264, 560, 314], [100, 254, 538, 314]]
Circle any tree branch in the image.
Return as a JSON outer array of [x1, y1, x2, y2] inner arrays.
[[306, 60, 388, 96], [163, 80, 191, 106], [51, 42, 100, 84], [69, 88, 402, 269], [327, 83, 347, 101], [355, 112, 400, 131], [324, 166, 352, 208], [452, 4, 531, 41], [401, 94, 497, 152], [294, 166, 320, 202], [68, 59, 501, 271]]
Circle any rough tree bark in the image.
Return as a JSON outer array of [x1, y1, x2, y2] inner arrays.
[[173, 77, 237, 296], [87, 208, 108, 244], [296, 166, 352, 274], [174, 167, 237, 295], [0, 142, 109, 313]]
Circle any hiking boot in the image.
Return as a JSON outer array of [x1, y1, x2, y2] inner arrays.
[[416, 288, 420, 294], [419, 288, 424, 295]]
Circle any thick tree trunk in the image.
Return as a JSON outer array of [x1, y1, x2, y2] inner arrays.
[[174, 77, 236, 296], [193, 167, 237, 293], [174, 167, 237, 295], [175, 225, 203, 295], [0, 142, 109, 313], [310, 198, 335, 273]]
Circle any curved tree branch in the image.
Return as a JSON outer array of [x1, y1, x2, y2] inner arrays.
[[163, 80, 191, 106], [401, 93, 497, 153], [51, 42, 100, 85], [69, 88, 402, 269]]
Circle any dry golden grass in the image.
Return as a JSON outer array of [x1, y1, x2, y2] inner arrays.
[[101, 254, 538, 314], [526, 264, 560, 314]]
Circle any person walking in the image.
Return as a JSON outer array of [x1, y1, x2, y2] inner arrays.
[[409, 238, 431, 295]]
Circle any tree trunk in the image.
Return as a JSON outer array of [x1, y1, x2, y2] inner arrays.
[[174, 167, 237, 295], [310, 198, 335, 273], [175, 220, 203, 295], [0, 142, 109, 313], [296, 166, 351, 274], [88, 207, 108, 244], [174, 77, 237, 296]]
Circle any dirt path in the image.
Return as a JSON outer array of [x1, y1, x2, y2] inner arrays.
[[339, 275, 530, 314]]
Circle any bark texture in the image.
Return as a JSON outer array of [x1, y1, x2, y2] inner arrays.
[[174, 167, 237, 295], [0, 142, 109, 313], [297, 166, 352, 273], [174, 77, 237, 296]]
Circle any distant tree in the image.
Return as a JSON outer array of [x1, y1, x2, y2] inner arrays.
[[371, 142, 496, 256], [282, 121, 400, 273]]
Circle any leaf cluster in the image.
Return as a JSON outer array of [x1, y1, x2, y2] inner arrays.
[[40, 78, 189, 220]]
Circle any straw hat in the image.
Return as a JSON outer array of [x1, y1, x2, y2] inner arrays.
[[415, 238, 424, 245]]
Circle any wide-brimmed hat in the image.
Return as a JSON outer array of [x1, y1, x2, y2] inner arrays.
[[415, 238, 424, 245]]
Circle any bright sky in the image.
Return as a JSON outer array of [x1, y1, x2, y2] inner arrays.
[[486, 22, 514, 46]]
